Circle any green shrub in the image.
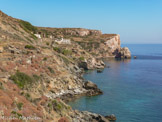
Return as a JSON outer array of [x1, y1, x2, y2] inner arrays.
[[52, 100, 63, 112], [25, 45, 36, 50], [62, 49, 72, 56], [79, 56, 85, 61], [48, 67, 55, 74], [25, 93, 31, 100], [10, 72, 40, 89], [11, 111, 22, 119], [53, 47, 61, 53], [17, 103, 23, 110], [43, 57, 47, 61], [19, 20, 37, 33]]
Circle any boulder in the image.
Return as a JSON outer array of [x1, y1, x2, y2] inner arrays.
[[84, 81, 97, 90], [97, 69, 103, 73], [78, 61, 88, 70], [120, 47, 131, 59], [105, 114, 116, 121], [115, 47, 131, 59], [78, 58, 105, 70], [73, 111, 110, 122], [84, 81, 103, 96]]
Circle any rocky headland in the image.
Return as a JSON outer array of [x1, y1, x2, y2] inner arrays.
[[0, 10, 130, 122]]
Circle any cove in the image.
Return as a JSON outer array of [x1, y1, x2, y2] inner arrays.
[[68, 44, 162, 122]]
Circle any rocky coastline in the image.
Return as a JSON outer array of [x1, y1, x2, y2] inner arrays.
[[0, 10, 131, 122]]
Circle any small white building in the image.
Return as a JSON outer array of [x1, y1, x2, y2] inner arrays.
[[34, 34, 41, 39], [55, 38, 71, 44]]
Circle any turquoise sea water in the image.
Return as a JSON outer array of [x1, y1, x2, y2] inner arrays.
[[68, 44, 162, 122]]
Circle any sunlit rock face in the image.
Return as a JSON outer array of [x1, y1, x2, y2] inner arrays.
[[120, 47, 131, 59], [105, 34, 121, 53]]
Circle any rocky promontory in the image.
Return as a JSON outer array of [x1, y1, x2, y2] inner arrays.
[[0, 10, 129, 121]]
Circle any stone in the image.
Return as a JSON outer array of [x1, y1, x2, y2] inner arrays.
[[97, 69, 103, 73], [120, 47, 131, 59], [115, 47, 131, 59], [105, 114, 116, 121], [78, 61, 88, 70], [84, 81, 97, 90]]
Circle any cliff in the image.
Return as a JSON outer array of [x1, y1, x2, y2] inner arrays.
[[0, 10, 128, 122]]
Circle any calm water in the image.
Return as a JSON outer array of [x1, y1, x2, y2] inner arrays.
[[68, 44, 162, 122]]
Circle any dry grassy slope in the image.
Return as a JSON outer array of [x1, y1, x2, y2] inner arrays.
[[0, 10, 114, 121], [0, 11, 37, 44]]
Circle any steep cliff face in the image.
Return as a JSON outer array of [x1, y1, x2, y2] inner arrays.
[[104, 34, 121, 54], [75, 34, 121, 58]]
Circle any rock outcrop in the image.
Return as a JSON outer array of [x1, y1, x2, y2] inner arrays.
[[84, 81, 103, 96], [78, 58, 105, 70], [120, 47, 131, 59], [115, 47, 131, 59]]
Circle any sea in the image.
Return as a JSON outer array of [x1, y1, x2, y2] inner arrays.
[[68, 44, 162, 122]]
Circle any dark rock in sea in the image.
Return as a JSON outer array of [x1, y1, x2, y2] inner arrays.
[[97, 69, 103, 73], [105, 114, 117, 121], [84, 81, 97, 90], [72, 111, 110, 122], [84, 81, 103, 96]]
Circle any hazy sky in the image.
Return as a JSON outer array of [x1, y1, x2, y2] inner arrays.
[[0, 0, 162, 44]]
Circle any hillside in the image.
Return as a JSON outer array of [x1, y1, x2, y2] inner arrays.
[[0, 10, 130, 121]]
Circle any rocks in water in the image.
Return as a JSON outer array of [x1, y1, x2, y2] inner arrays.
[[97, 69, 103, 73], [78, 58, 105, 70], [84, 81, 103, 96], [134, 56, 137, 59], [120, 47, 131, 59], [115, 47, 131, 59], [84, 81, 97, 90], [105, 114, 117, 121], [72, 110, 110, 122]]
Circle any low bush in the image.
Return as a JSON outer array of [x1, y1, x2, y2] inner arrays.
[[48, 67, 55, 74], [52, 100, 64, 112], [17, 102, 23, 110], [62, 49, 72, 56], [53, 47, 61, 53], [10, 72, 40, 89], [25, 45, 36, 50], [79, 56, 85, 61], [19, 20, 37, 33]]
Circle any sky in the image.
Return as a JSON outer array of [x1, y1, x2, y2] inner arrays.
[[0, 0, 162, 44]]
